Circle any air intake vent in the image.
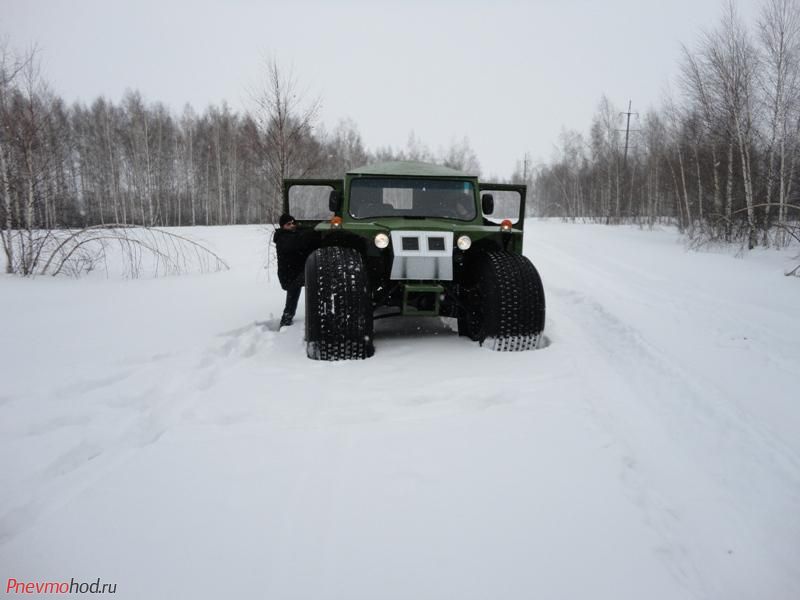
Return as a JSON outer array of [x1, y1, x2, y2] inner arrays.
[[428, 237, 445, 251], [402, 237, 419, 251]]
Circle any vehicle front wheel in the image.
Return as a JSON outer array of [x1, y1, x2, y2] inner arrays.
[[305, 247, 374, 360], [460, 251, 545, 351]]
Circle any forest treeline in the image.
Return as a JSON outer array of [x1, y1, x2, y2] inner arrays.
[[0, 53, 481, 273], [3, 0, 800, 277], [529, 0, 800, 248], [0, 58, 480, 229]]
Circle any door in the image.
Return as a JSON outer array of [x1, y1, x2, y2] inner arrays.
[[282, 179, 343, 228], [478, 183, 527, 230]]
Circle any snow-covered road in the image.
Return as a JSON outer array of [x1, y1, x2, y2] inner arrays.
[[1, 222, 798, 599]]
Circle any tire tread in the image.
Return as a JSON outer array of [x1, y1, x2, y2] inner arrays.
[[305, 247, 374, 361]]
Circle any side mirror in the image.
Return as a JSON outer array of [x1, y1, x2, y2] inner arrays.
[[481, 193, 494, 215], [329, 190, 342, 213]]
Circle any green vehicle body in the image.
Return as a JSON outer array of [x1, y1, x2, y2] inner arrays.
[[283, 160, 545, 359]]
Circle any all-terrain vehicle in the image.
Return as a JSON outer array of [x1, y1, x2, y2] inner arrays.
[[283, 160, 545, 360]]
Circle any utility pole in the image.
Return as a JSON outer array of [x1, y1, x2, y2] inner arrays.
[[522, 152, 530, 182], [617, 100, 639, 220], [620, 100, 638, 170]]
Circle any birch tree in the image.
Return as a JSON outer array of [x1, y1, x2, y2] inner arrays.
[[0, 44, 30, 272], [253, 58, 320, 221], [704, 2, 759, 248], [757, 0, 800, 244]]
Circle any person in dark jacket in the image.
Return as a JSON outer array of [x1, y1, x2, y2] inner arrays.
[[274, 214, 319, 327]]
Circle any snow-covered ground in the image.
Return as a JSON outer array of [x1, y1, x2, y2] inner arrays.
[[1, 221, 798, 599]]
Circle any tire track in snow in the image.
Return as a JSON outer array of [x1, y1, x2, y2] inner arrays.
[[551, 301, 710, 597], [535, 235, 800, 598], [537, 236, 800, 480], [0, 321, 280, 545]]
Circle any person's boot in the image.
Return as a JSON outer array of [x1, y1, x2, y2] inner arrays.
[[279, 313, 294, 327]]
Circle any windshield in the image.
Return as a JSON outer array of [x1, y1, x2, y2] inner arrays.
[[349, 178, 477, 220]]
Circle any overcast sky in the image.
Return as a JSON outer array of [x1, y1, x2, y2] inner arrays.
[[2, 0, 763, 179]]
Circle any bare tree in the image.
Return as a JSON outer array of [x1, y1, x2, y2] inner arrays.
[[757, 0, 800, 244], [591, 96, 622, 222], [3, 49, 62, 274], [533, 1, 800, 249], [320, 118, 368, 176], [441, 136, 482, 175], [681, 47, 724, 230], [38, 224, 229, 278], [404, 131, 434, 163], [253, 58, 321, 222], [641, 110, 668, 224], [704, 2, 759, 248], [0, 43, 31, 272]]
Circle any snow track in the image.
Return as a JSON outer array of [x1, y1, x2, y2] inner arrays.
[[1, 222, 798, 599], [534, 226, 800, 599]]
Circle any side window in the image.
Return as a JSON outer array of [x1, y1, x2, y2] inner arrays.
[[482, 190, 521, 224], [288, 185, 334, 220]]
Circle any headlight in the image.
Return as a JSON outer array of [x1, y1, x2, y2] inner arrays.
[[374, 233, 390, 249], [456, 235, 472, 250]]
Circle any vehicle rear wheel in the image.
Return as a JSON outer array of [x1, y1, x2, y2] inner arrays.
[[305, 247, 374, 360], [461, 251, 545, 350]]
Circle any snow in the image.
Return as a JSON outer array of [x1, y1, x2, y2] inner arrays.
[[1, 221, 799, 599]]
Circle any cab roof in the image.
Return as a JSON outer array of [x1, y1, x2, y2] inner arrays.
[[348, 160, 475, 178]]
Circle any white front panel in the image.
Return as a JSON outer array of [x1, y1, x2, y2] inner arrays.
[[390, 231, 453, 280]]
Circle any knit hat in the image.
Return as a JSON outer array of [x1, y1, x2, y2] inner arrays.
[[279, 214, 295, 227]]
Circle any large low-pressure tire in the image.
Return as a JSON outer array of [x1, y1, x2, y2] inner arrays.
[[459, 251, 545, 351], [305, 247, 374, 361]]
